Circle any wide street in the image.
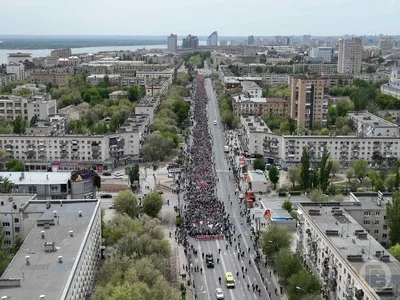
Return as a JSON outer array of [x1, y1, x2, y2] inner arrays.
[[188, 66, 282, 300]]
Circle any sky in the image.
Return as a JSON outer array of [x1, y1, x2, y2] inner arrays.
[[0, 0, 398, 36]]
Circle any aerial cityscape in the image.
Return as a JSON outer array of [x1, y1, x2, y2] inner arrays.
[[0, 1, 400, 300]]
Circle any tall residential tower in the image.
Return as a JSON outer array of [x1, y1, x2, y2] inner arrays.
[[207, 31, 218, 47], [337, 38, 362, 74], [167, 34, 177, 53]]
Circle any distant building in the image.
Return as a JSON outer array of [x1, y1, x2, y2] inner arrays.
[[0, 74, 17, 87], [379, 37, 393, 53], [0, 198, 101, 300], [135, 96, 161, 121], [50, 48, 72, 58], [241, 81, 262, 98], [207, 31, 218, 47], [309, 47, 334, 63], [109, 90, 128, 100], [31, 70, 69, 86], [182, 34, 199, 49], [167, 34, 177, 53], [348, 111, 398, 137], [338, 38, 362, 74], [145, 77, 170, 96], [58, 102, 89, 120], [86, 74, 121, 86], [290, 75, 328, 129], [7, 52, 33, 64], [248, 35, 255, 46], [220, 40, 228, 47], [230, 40, 237, 47], [232, 94, 289, 118], [6, 62, 25, 80], [381, 63, 400, 100], [13, 83, 46, 95]]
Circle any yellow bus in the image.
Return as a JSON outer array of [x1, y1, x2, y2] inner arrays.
[[225, 272, 235, 288]]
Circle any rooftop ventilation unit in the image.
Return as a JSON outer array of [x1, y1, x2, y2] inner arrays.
[[78, 211, 82, 217], [53, 211, 57, 218], [69, 231, 74, 237], [308, 209, 321, 215], [380, 255, 390, 262], [347, 255, 363, 262], [2, 296, 9, 300], [354, 229, 364, 235], [58, 256, 62, 263], [325, 230, 339, 236], [41, 231, 45, 239], [44, 241, 56, 252], [40, 295, 45, 300], [25, 256, 30, 265], [357, 233, 368, 240]]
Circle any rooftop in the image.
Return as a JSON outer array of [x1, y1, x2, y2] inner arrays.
[[8, 53, 32, 57], [233, 94, 267, 103], [300, 203, 400, 298], [109, 90, 128, 96], [0, 194, 36, 213], [0, 200, 99, 300], [136, 96, 160, 107], [241, 115, 271, 133], [348, 111, 398, 128], [0, 172, 71, 185], [247, 170, 268, 183], [241, 81, 261, 90]]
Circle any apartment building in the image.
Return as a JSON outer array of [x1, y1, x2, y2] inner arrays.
[[241, 81, 262, 98], [135, 96, 161, 121], [30, 70, 69, 86], [0, 94, 56, 121], [348, 111, 398, 137], [6, 62, 25, 81], [182, 34, 199, 49], [290, 76, 328, 129], [7, 53, 33, 64], [381, 64, 400, 100], [136, 68, 175, 85], [379, 38, 393, 53], [261, 74, 290, 85], [297, 203, 400, 300], [207, 31, 218, 47], [168, 34, 178, 53], [145, 77, 170, 96], [25, 114, 70, 136], [50, 48, 72, 58], [80, 61, 171, 77], [310, 47, 334, 63], [338, 38, 363, 74], [109, 90, 128, 100], [232, 94, 289, 118], [86, 74, 121, 86], [0, 199, 101, 300], [0, 170, 100, 199], [0, 74, 17, 87], [239, 116, 271, 154]]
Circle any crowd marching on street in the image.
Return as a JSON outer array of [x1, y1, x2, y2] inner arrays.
[[173, 74, 284, 299]]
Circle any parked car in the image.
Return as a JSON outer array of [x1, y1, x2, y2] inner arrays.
[[103, 172, 112, 176]]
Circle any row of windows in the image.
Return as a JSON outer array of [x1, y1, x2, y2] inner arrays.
[[3, 219, 19, 226], [1, 140, 102, 145]]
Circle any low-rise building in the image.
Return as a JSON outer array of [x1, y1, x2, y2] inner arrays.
[[44, 56, 60, 68], [348, 111, 398, 137], [297, 202, 400, 300], [6, 62, 25, 80], [136, 68, 175, 85], [58, 102, 89, 120], [50, 48, 72, 58], [109, 90, 128, 100], [135, 96, 161, 121], [145, 77, 170, 96], [239, 116, 271, 154], [241, 81, 262, 98], [232, 94, 289, 118], [7, 52, 33, 64], [0, 198, 101, 300], [12, 83, 46, 95], [0, 74, 18, 87], [86, 74, 121, 86], [381, 64, 400, 100], [25, 114, 70, 136]]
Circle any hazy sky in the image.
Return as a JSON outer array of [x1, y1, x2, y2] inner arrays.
[[0, 0, 397, 36]]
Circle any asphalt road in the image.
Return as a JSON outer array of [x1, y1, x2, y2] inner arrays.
[[188, 66, 281, 300]]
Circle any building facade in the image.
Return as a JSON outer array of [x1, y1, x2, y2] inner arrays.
[[207, 31, 218, 47], [290, 76, 328, 129], [338, 38, 363, 74], [6, 62, 25, 80], [348, 111, 398, 137], [31, 70, 70, 86], [7, 53, 33, 64], [248, 35, 255, 46], [310, 47, 334, 63], [182, 34, 199, 49], [50, 48, 72, 58], [381, 64, 400, 100], [167, 34, 177, 53], [233, 95, 289, 118], [241, 81, 262, 98]]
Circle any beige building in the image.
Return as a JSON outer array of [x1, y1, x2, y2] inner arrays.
[[232, 94, 289, 118], [290, 76, 328, 129], [145, 77, 170, 96], [338, 38, 363, 74], [50, 48, 72, 58], [31, 70, 69, 86], [136, 68, 175, 85]]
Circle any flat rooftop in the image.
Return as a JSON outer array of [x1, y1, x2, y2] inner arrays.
[[348, 111, 398, 128], [0, 172, 71, 185], [242, 116, 270, 133], [301, 203, 400, 297], [247, 170, 267, 182], [233, 95, 266, 103], [241, 81, 261, 90], [136, 96, 160, 107], [0, 194, 35, 212], [0, 200, 99, 300]]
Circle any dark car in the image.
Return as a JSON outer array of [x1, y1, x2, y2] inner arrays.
[[100, 194, 112, 198], [206, 253, 214, 268], [103, 172, 112, 176]]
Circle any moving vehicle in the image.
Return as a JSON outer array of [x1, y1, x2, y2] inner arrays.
[[225, 272, 235, 288], [109, 204, 115, 209], [100, 194, 112, 198], [206, 253, 214, 268], [224, 146, 229, 153], [103, 172, 112, 176], [113, 172, 123, 178], [215, 288, 224, 299], [214, 120, 217, 125]]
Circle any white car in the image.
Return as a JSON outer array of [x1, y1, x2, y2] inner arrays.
[[215, 288, 224, 299], [113, 172, 123, 177], [214, 120, 217, 125]]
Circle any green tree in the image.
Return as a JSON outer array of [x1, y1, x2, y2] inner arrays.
[[352, 160, 368, 179], [253, 158, 265, 171], [389, 243, 400, 261], [327, 106, 338, 127], [0, 178, 13, 194], [395, 160, 400, 190], [269, 165, 279, 189], [113, 190, 139, 219], [128, 164, 140, 186], [385, 174, 397, 191], [310, 188, 325, 202], [287, 268, 322, 300], [141, 132, 176, 161], [12, 115, 26, 134], [319, 147, 332, 192], [330, 159, 340, 177], [374, 177, 385, 192], [5, 159, 24, 171], [142, 191, 164, 218], [275, 248, 302, 284], [300, 148, 311, 190], [282, 200, 293, 212], [260, 224, 292, 257], [387, 191, 400, 245], [288, 167, 300, 188], [336, 98, 355, 117], [365, 66, 376, 73], [127, 85, 141, 102], [346, 168, 355, 183]]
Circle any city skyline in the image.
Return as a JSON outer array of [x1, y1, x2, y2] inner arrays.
[[0, 0, 398, 36]]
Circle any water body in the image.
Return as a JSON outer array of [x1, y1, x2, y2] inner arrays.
[[0, 44, 167, 64]]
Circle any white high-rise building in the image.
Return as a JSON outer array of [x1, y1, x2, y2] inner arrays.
[[337, 38, 362, 74], [167, 34, 177, 53]]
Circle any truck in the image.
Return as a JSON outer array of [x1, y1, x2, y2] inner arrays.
[[206, 253, 214, 268], [224, 146, 229, 153]]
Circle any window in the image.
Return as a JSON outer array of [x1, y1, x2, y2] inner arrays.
[[15, 227, 20, 233], [364, 211, 371, 216], [374, 230, 379, 234], [14, 218, 19, 223], [28, 186, 37, 194], [2, 222, 10, 227], [51, 185, 59, 192], [5, 231, 10, 236], [383, 225, 388, 230], [383, 234, 387, 238], [375, 212, 380, 215], [4, 240, 11, 245], [375, 221, 380, 225], [364, 221, 370, 225]]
